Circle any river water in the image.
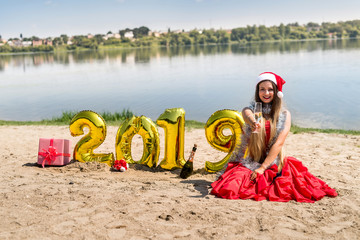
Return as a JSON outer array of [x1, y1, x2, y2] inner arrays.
[[0, 39, 359, 130]]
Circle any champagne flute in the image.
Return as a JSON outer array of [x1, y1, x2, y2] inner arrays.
[[252, 102, 262, 133]]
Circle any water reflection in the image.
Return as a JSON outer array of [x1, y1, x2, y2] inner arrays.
[[1, 39, 359, 71], [1, 38, 360, 130]]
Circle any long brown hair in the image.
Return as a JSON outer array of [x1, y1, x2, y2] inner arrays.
[[248, 80, 284, 168]]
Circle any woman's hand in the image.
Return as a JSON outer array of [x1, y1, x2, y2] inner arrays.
[[251, 121, 261, 132], [242, 108, 260, 131], [250, 167, 265, 181]]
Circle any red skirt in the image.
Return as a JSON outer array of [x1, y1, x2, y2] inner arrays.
[[211, 157, 337, 203]]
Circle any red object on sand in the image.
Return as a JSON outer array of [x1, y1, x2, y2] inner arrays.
[[37, 138, 71, 168], [113, 159, 129, 172]]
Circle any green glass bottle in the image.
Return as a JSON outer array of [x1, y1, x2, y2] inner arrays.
[[180, 144, 197, 179]]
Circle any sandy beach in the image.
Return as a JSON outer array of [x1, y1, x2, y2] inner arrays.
[[0, 125, 359, 239]]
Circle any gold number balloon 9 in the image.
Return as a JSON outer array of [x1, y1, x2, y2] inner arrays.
[[156, 108, 186, 170], [69, 110, 114, 167], [115, 116, 160, 168], [204, 109, 245, 172]]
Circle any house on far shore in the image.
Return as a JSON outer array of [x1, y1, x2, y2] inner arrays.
[[7, 40, 22, 47], [32, 40, 42, 46], [67, 36, 74, 45], [103, 33, 121, 40], [43, 39, 53, 46], [32, 39, 53, 46], [124, 31, 134, 39], [87, 34, 94, 39], [149, 31, 161, 37], [22, 41, 32, 47], [327, 33, 336, 39]]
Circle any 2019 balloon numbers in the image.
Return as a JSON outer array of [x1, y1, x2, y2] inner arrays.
[[69, 108, 246, 172]]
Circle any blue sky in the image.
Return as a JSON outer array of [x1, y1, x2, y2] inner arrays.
[[0, 0, 359, 39]]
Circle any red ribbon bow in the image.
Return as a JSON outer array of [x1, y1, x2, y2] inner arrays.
[[38, 139, 70, 168]]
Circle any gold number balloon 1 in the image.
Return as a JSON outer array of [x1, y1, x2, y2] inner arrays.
[[156, 108, 186, 170], [69, 110, 114, 167], [204, 109, 245, 172], [115, 115, 160, 168]]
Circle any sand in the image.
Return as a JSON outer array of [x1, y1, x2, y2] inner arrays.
[[0, 125, 359, 240]]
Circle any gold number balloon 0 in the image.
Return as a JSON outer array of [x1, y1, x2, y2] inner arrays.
[[115, 116, 160, 168], [69, 110, 114, 167], [204, 109, 245, 172], [156, 108, 186, 170]]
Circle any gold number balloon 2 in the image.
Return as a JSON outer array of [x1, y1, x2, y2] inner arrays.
[[69, 110, 114, 167], [156, 108, 186, 170], [204, 109, 245, 172], [115, 116, 160, 168]]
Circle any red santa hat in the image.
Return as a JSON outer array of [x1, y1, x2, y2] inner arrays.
[[113, 159, 129, 172], [256, 72, 286, 98]]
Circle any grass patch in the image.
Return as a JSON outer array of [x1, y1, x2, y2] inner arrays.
[[0, 110, 206, 129], [0, 114, 358, 134], [0, 110, 135, 126], [290, 125, 360, 135], [0, 119, 65, 126], [185, 120, 205, 129]]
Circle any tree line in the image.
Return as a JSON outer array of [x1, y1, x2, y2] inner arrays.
[[230, 20, 360, 42], [1, 20, 360, 53]]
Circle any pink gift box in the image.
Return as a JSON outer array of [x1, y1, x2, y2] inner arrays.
[[37, 138, 71, 167]]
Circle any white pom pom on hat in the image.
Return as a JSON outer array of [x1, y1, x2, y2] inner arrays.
[[256, 72, 286, 98]]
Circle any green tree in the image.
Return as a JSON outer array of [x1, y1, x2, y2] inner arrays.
[[94, 34, 104, 44], [72, 35, 98, 49], [189, 29, 200, 43], [232, 27, 249, 41], [119, 30, 126, 38], [52, 37, 63, 46], [0, 44, 11, 52], [316, 31, 327, 38], [258, 25, 271, 40], [104, 37, 121, 46], [119, 28, 132, 38], [121, 37, 131, 43], [285, 25, 291, 38], [31, 36, 40, 41], [60, 34, 68, 44], [253, 25, 259, 38], [349, 29, 359, 38], [133, 26, 150, 39], [202, 29, 218, 43], [279, 23, 285, 39], [198, 35, 206, 44], [215, 30, 229, 44], [180, 33, 192, 45], [306, 22, 320, 28]]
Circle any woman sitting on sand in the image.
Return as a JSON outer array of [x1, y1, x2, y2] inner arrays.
[[211, 72, 337, 202]]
